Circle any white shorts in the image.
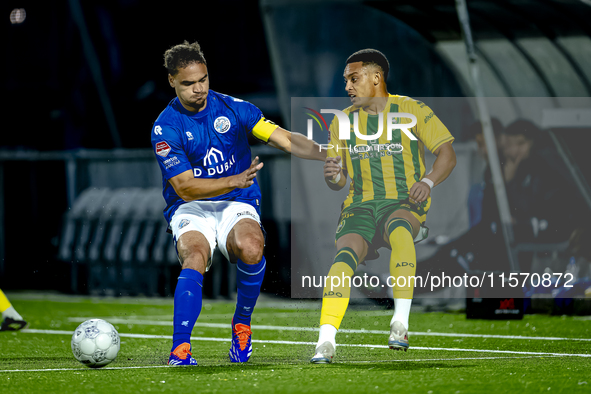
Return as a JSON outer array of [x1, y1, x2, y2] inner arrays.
[[170, 200, 261, 271]]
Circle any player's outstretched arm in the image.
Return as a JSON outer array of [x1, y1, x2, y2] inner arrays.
[[169, 157, 264, 201], [266, 127, 326, 161], [409, 142, 456, 204], [324, 156, 347, 191]]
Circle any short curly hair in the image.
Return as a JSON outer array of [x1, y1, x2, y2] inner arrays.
[[346, 48, 390, 82], [163, 40, 207, 76]]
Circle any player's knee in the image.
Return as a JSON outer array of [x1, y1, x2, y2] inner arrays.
[[333, 247, 359, 273], [178, 248, 208, 274], [386, 218, 414, 244], [234, 233, 264, 265], [335, 233, 368, 263]]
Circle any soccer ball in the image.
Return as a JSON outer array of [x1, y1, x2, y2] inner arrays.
[[71, 319, 120, 368]]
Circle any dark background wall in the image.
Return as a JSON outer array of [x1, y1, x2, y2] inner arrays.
[[2, 0, 590, 293]]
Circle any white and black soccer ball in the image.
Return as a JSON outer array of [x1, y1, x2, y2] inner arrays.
[[71, 319, 120, 368]]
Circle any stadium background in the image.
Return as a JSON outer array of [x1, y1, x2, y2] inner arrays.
[[1, 0, 591, 304]]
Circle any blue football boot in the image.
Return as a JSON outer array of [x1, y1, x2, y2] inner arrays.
[[168, 343, 198, 366], [229, 321, 253, 363]]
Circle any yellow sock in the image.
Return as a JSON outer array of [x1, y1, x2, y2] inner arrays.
[[319, 248, 358, 330], [387, 218, 417, 299], [0, 289, 12, 313]]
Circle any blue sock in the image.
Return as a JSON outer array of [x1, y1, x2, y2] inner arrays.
[[172, 268, 203, 351], [233, 256, 266, 326]]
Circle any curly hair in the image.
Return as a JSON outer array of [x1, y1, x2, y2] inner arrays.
[[163, 40, 207, 76]]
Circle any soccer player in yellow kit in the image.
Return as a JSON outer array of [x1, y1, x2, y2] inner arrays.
[[311, 49, 456, 363], [0, 289, 27, 331]]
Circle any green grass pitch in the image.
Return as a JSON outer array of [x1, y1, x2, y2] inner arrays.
[[1, 293, 590, 393]]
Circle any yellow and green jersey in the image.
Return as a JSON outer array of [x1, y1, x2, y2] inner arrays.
[[327, 94, 454, 210]]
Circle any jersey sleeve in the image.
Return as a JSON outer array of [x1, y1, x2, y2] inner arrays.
[[405, 99, 454, 153], [151, 123, 193, 181], [233, 98, 277, 143], [327, 115, 347, 170]]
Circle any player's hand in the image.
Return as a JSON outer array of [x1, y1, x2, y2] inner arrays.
[[324, 156, 342, 181], [409, 180, 431, 204], [232, 156, 264, 189]]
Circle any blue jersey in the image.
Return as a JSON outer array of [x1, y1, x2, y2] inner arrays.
[[151, 90, 268, 224]]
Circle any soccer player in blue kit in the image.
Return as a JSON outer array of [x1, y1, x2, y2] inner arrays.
[[152, 41, 325, 365]]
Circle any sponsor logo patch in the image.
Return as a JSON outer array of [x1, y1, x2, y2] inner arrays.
[[163, 156, 180, 169], [195, 147, 236, 177], [203, 147, 224, 166], [237, 211, 257, 219], [156, 141, 171, 157]]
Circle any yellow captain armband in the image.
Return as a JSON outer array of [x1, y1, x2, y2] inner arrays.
[[252, 117, 278, 143]]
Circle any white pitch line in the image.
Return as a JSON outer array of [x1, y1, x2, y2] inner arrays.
[[0, 356, 560, 373], [344, 355, 562, 363], [66, 317, 591, 342], [0, 365, 172, 373], [18, 329, 591, 358]]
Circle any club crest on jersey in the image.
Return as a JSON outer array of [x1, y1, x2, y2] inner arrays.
[[155, 141, 171, 157], [179, 219, 190, 229], [214, 116, 231, 133]]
